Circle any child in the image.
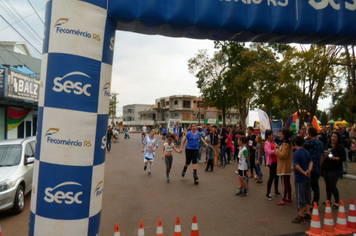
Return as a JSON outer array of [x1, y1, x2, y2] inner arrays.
[[205, 139, 215, 172], [255, 135, 263, 184], [236, 136, 249, 196], [292, 136, 313, 223], [142, 129, 158, 175], [162, 137, 181, 182]]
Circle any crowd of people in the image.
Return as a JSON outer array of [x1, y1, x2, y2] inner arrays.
[[109, 122, 353, 224]]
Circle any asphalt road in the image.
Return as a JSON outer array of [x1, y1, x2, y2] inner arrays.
[[1, 133, 355, 235]]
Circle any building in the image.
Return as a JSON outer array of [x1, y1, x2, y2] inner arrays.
[[0, 42, 41, 140], [125, 95, 240, 130], [122, 104, 155, 131]]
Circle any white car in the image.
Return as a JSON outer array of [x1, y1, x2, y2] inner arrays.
[[0, 137, 36, 213]]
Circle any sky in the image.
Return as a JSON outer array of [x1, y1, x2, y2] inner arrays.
[[0, 0, 332, 126]]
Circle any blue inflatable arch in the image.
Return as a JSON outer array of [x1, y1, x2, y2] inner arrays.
[[30, 0, 356, 235]]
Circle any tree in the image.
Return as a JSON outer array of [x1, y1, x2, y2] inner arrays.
[[188, 49, 234, 126], [109, 93, 119, 125], [280, 45, 342, 128]]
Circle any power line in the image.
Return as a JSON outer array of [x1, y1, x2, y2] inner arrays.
[[27, 0, 44, 24], [1, 1, 43, 44], [0, 15, 41, 55], [0, 7, 44, 32], [0, 43, 26, 65]]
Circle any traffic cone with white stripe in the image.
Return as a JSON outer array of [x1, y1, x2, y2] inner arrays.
[[156, 218, 164, 236], [335, 200, 352, 235], [306, 202, 324, 236], [191, 215, 199, 236], [322, 200, 337, 236], [174, 216, 182, 236], [113, 223, 121, 236], [137, 220, 145, 236], [347, 198, 356, 233]]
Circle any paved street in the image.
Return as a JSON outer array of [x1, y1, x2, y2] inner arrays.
[[1, 133, 355, 235]]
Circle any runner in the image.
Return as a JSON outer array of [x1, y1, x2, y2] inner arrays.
[[141, 124, 147, 143], [107, 125, 113, 152], [162, 125, 167, 142], [179, 123, 208, 184], [142, 129, 158, 175], [162, 137, 182, 182]]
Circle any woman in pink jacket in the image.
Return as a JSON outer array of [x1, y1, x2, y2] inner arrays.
[[265, 130, 281, 201]]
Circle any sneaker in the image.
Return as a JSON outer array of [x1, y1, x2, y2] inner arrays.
[[303, 214, 311, 222], [235, 189, 243, 196], [257, 180, 263, 185], [167, 178, 170, 183], [254, 175, 259, 180], [148, 171, 151, 175], [276, 201, 286, 206], [235, 170, 239, 175], [144, 165, 147, 171], [292, 215, 304, 224], [265, 194, 272, 201], [199, 160, 202, 164], [181, 171, 186, 177], [224, 166, 227, 168], [209, 169, 214, 172], [274, 191, 282, 197]]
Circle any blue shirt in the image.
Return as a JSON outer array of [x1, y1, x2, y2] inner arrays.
[[185, 131, 201, 150], [293, 148, 312, 183], [304, 138, 324, 175], [162, 128, 167, 134]]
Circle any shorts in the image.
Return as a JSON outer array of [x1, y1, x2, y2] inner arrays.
[[296, 179, 311, 208], [185, 149, 199, 165], [238, 169, 247, 177], [162, 133, 167, 136], [144, 156, 154, 162]]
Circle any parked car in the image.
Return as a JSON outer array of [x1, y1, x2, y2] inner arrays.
[[0, 136, 36, 213]]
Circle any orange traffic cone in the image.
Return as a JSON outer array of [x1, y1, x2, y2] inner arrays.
[[191, 215, 199, 236], [306, 202, 324, 236], [174, 216, 182, 236], [113, 223, 121, 236], [322, 200, 338, 236], [335, 200, 352, 235], [137, 220, 145, 236], [156, 218, 164, 236], [347, 198, 356, 233]]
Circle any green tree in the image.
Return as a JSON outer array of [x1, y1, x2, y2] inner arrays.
[[109, 93, 118, 124], [188, 49, 234, 126], [280, 45, 342, 128]]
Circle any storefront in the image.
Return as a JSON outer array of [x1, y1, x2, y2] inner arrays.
[[0, 64, 40, 140]]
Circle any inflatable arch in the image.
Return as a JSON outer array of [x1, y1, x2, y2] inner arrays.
[[30, 0, 356, 235]]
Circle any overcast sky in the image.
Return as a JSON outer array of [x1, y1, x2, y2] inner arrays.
[[0, 0, 331, 126]]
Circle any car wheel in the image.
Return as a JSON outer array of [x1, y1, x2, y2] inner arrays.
[[13, 185, 25, 214]]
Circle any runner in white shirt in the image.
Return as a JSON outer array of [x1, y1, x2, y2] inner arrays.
[[142, 129, 158, 175]]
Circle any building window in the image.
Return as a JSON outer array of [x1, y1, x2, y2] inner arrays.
[[174, 100, 178, 105], [183, 100, 191, 108], [174, 113, 178, 117], [165, 101, 169, 106], [197, 113, 204, 119]]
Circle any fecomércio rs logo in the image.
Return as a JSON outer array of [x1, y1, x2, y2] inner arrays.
[[53, 18, 101, 41], [44, 181, 83, 204], [94, 181, 103, 197], [52, 72, 92, 97], [103, 82, 110, 97], [45, 128, 92, 147]]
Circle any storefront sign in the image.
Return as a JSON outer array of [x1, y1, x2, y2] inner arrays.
[[0, 68, 5, 97], [7, 70, 40, 102]]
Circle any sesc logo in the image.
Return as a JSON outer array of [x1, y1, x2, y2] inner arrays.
[[44, 181, 83, 204], [308, 0, 356, 10], [101, 136, 106, 149], [52, 72, 92, 97], [103, 82, 111, 97], [94, 181, 103, 197]]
